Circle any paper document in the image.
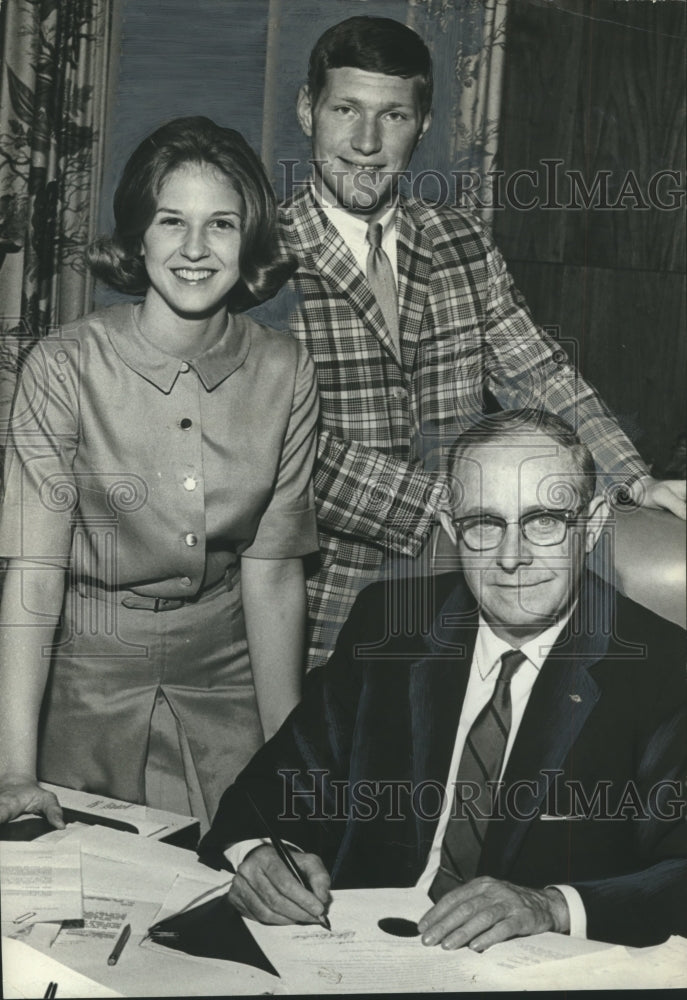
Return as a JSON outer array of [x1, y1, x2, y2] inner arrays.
[[38, 782, 190, 838], [55, 896, 131, 946], [0, 841, 83, 925], [52, 823, 214, 878], [39, 823, 225, 906], [1, 936, 123, 998], [247, 886, 609, 994], [504, 934, 687, 990], [152, 873, 232, 925]]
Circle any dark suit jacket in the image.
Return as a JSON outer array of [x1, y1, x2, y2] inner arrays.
[[199, 571, 687, 947]]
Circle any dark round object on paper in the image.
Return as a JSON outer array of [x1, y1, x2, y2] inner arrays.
[[378, 917, 420, 937]]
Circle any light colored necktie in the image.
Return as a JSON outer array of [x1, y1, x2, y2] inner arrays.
[[365, 221, 400, 359], [429, 648, 527, 900]]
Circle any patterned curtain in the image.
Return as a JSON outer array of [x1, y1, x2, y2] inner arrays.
[[0, 0, 119, 343], [407, 0, 508, 224]]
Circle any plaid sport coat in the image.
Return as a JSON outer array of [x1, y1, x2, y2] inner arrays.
[[252, 184, 647, 668]]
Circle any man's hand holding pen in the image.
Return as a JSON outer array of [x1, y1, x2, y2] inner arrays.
[[229, 845, 331, 926]]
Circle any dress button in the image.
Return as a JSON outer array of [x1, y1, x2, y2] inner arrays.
[[180, 576, 192, 586], [183, 477, 197, 491], [185, 533, 198, 546], [179, 361, 190, 373], [180, 418, 193, 430]]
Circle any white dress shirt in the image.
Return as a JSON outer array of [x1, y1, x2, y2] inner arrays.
[[313, 184, 399, 285], [415, 614, 586, 937]]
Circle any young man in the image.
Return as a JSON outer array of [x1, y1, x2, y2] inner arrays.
[[199, 410, 687, 949], [255, 16, 685, 667]]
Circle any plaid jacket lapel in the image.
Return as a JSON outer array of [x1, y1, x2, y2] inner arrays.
[[396, 201, 433, 373], [287, 187, 407, 365], [316, 228, 402, 362]]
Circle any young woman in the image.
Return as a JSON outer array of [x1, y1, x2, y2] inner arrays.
[[0, 117, 319, 831]]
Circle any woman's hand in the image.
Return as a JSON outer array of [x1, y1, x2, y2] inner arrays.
[[0, 562, 67, 830], [0, 776, 64, 828]]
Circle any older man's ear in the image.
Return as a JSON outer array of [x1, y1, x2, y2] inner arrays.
[[438, 508, 458, 548]]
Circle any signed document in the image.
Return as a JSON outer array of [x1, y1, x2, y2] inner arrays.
[[245, 886, 610, 994]]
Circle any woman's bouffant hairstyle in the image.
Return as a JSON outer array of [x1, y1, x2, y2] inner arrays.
[[87, 116, 295, 310]]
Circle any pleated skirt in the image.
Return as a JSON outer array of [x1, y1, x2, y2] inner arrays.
[[37, 575, 264, 831]]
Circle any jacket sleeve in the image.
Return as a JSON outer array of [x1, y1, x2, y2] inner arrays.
[[248, 287, 449, 557], [314, 431, 450, 557], [570, 683, 687, 945]]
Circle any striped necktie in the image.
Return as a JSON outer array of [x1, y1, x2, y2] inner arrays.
[[365, 221, 400, 359], [429, 648, 527, 901]]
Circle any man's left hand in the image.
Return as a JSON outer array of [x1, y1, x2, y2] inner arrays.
[[417, 876, 570, 952], [631, 477, 686, 519]]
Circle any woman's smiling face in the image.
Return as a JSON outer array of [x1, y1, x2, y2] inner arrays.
[[141, 162, 243, 321]]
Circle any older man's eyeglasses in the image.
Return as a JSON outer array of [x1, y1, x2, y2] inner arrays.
[[454, 507, 586, 551]]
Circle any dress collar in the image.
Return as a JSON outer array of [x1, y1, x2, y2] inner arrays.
[[105, 303, 251, 393]]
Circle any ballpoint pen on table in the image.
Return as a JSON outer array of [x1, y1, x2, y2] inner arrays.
[[244, 790, 332, 931], [107, 922, 131, 965]]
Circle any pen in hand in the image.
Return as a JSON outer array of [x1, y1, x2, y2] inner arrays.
[[244, 790, 331, 931]]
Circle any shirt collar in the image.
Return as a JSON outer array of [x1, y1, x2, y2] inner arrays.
[[310, 179, 397, 248], [475, 606, 576, 681], [106, 303, 251, 393]]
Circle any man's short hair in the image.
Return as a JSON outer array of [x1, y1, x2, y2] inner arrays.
[[447, 409, 597, 509], [307, 16, 433, 117]]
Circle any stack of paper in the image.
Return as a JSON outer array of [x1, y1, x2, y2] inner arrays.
[[3, 826, 286, 997], [0, 841, 83, 925]]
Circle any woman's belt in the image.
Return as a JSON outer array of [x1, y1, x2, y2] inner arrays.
[[73, 565, 239, 612]]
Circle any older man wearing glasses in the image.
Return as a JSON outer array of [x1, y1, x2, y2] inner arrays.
[[200, 409, 687, 950]]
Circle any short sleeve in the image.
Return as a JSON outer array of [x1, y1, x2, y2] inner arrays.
[[242, 343, 319, 559], [0, 339, 78, 565]]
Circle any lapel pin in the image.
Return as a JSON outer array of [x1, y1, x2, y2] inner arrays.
[[569, 694, 582, 703]]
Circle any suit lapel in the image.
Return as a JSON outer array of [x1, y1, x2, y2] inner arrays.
[[483, 656, 601, 878], [409, 577, 478, 867], [318, 230, 403, 362], [287, 187, 402, 364], [288, 188, 434, 369], [396, 200, 433, 373], [482, 578, 611, 877]]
